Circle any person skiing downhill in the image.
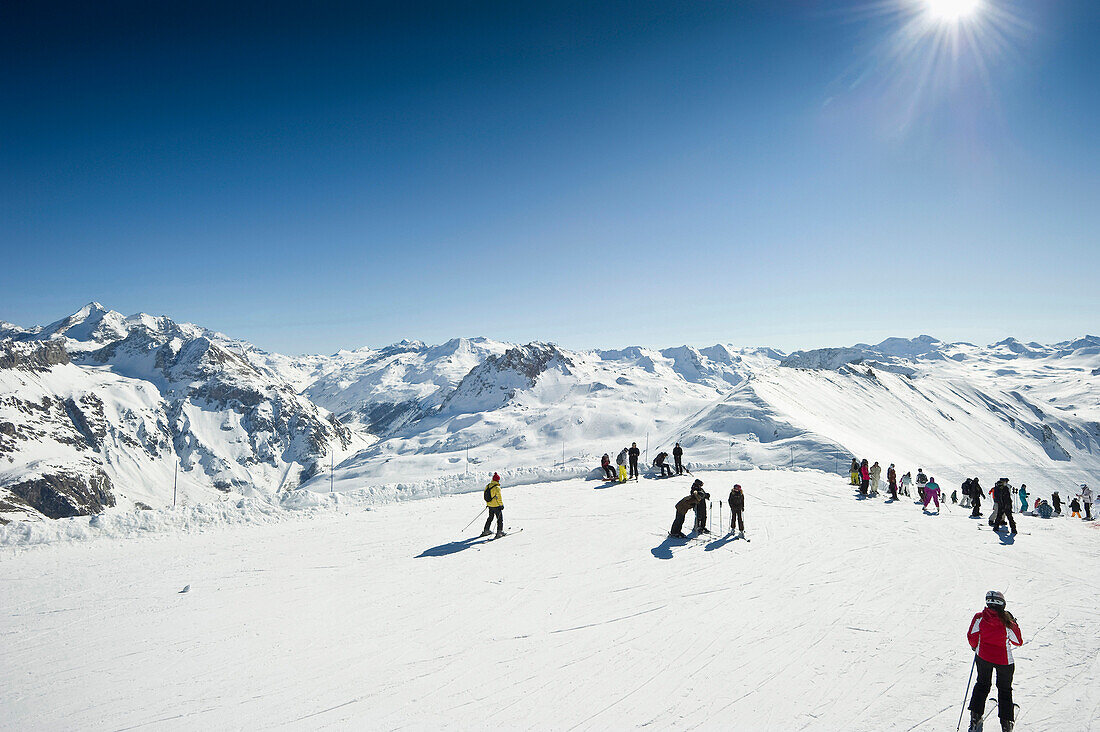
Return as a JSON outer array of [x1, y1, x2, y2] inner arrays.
[[673, 442, 684, 475], [480, 473, 505, 538], [728, 484, 745, 534], [966, 590, 1022, 732], [670, 491, 706, 538], [628, 442, 641, 480], [690, 479, 710, 534], [600, 453, 615, 481], [869, 461, 881, 497]]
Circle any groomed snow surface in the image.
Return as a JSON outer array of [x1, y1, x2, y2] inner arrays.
[[2, 470, 1098, 731]]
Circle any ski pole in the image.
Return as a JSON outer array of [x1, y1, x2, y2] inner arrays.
[[462, 507, 487, 532], [956, 654, 977, 731]]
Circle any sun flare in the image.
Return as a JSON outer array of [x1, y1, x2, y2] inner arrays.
[[925, 0, 983, 22]]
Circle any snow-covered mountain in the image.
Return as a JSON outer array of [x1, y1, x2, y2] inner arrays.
[[2, 305, 1098, 523]]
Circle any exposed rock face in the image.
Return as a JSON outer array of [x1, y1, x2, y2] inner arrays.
[[4, 468, 115, 519]]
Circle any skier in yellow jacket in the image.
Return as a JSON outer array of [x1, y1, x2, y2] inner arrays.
[[480, 472, 505, 538]]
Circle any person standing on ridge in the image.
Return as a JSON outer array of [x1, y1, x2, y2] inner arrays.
[[480, 473, 505, 538], [670, 490, 705, 539], [673, 442, 684, 475], [849, 458, 860, 486], [728, 484, 746, 534], [887, 463, 898, 501], [628, 442, 641, 480], [600, 453, 615, 481], [923, 476, 941, 513], [966, 590, 1022, 732], [690, 479, 710, 534], [859, 459, 870, 496], [869, 461, 882, 497]]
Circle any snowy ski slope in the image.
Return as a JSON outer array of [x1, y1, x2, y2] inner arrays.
[[2, 470, 1097, 730]]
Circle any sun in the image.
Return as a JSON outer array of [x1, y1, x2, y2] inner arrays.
[[924, 0, 983, 22]]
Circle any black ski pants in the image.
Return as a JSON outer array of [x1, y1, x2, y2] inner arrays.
[[659, 463, 673, 477], [674, 455, 683, 474], [483, 506, 503, 533], [969, 657, 1014, 722], [991, 502, 1016, 533], [694, 500, 707, 531], [602, 465, 615, 480], [629, 458, 639, 479], [730, 509, 744, 533], [671, 509, 689, 536]]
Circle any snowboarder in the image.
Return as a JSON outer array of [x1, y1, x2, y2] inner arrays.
[[900, 471, 912, 497], [728, 484, 745, 534], [970, 478, 984, 518], [673, 442, 684, 475], [923, 476, 941, 513], [654, 451, 673, 478], [859, 459, 870, 496], [600, 453, 615, 481], [1069, 496, 1082, 518], [1051, 490, 1062, 515], [628, 442, 641, 480], [990, 479, 1017, 534], [887, 463, 898, 501], [916, 469, 928, 502], [869, 461, 881, 496], [1081, 484, 1093, 520], [480, 473, 505, 538], [670, 491, 705, 538], [690, 479, 710, 534], [1018, 484, 1029, 514], [966, 590, 1022, 732], [849, 458, 860, 486]]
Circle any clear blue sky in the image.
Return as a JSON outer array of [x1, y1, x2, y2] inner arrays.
[[2, 0, 1097, 354]]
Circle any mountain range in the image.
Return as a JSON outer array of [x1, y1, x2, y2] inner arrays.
[[2, 303, 1097, 523]]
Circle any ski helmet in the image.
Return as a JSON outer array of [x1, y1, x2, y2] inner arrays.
[[985, 590, 1006, 609]]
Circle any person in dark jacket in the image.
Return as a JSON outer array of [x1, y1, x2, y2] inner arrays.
[[728, 484, 745, 534], [673, 443, 684, 475], [670, 491, 705, 538], [654, 451, 673, 478], [990, 479, 1017, 534], [966, 590, 1022, 732], [970, 478, 983, 518], [628, 442, 641, 480], [690, 479, 710, 534], [600, 453, 615, 481]]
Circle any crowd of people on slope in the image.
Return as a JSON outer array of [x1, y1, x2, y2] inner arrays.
[[600, 442, 687, 482], [848, 458, 1097, 534]]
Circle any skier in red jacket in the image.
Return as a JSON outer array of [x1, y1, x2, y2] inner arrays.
[[966, 590, 1023, 732]]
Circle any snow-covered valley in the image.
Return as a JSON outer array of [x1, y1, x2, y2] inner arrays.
[[2, 471, 1098, 730]]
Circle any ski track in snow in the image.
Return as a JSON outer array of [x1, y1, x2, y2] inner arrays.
[[1, 470, 1098, 731]]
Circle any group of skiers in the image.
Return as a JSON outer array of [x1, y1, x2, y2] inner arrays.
[[849, 458, 1096, 532], [600, 442, 686, 482], [669, 478, 745, 538]]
